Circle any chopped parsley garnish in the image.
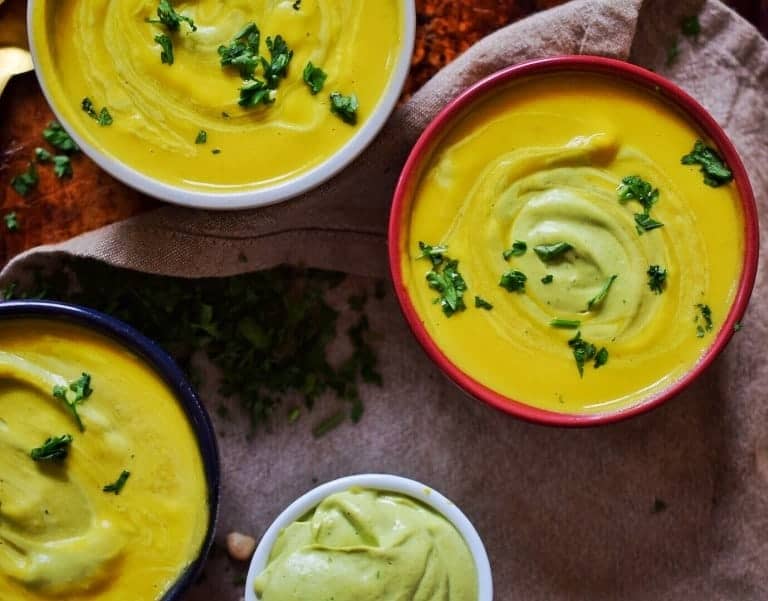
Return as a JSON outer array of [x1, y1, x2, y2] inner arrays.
[[4, 212, 20, 232], [103, 470, 131, 495], [695, 303, 713, 337], [647, 265, 667, 294], [499, 270, 527, 293], [303, 61, 327, 95], [155, 33, 174, 65], [35, 147, 53, 162], [541, 275, 554, 284], [10, 163, 39, 197], [42, 121, 79, 153], [594, 347, 609, 369], [634, 213, 664, 234], [534, 242, 573, 262], [30, 434, 73, 462], [568, 331, 596, 377], [52, 373, 93, 432], [147, 0, 196, 32], [503, 241, 527, 260], [239, 79, 275, 107], [52, 155, 73, 179], [219, 23, 261, 79], [586, 275, 618, 311], [292, 0, 302, 9], [475, 296, 493, 310], [550, 318, 580, 329], [330, 92, 358, 125], [426, 259, 467, 317], [195, 130, 207, 144], [82, 98, 113, 126], [681, 140, 733, 187], [417, 241, 447, 267], [618, 175, 664, 234], [263, 36, 294, 89], [681, 15, 701, 37]]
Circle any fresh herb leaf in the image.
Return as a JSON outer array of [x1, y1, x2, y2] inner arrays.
[[475, 296, 493, 310], [618, 175, 659, 213], [52, 373, 93, 432], [568, 331, 597, 377], [503, 241, 527, 260], [103, 470, 131, 494], [35, 147, 53, 162], [635, 213, 664, 234], [330, 92, 358, 125], [647, 265, 667, 294], [417, 241, 447, 267], [292, 0, 302, 9], [97, 108, 113, 126], [586, 275, 618, 311], [541, 274, 554, 284], [147, 0, 196, 32], [695, 303, 713, 337], [195, 130, 207, 144], [681, 15, 701, 37], [239, 79, 275, 107], [53, 155, 73, 179], [30, 434, 73, 462], [426, 259, 467, 317], [42, 121, 79, 153], [594, 347, 609, 369], [218, 23, 261, 79], [534, 242, 573, 262], [550, 318, 580, 329], [82, 98, 113, 126], [263, 35, 293, 89], [303, 61, 327, 95], [499, 270, 527, 293], [4, 212, 20, 232], [155, 33, 174, 65], [10, 163, 38, 197], [681, 140, 733, 187]]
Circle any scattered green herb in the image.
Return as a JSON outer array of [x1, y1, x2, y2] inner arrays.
[[594, 347, 609, 369], [534, 242, 573, 262], [263, 35, 294, 89], [239, 79, 274, 107], [550, 318, 580, 329], [146, 0, 196, 32], [681, 140, 733, 187], [417, 241, 447, 267], [618, 175, 659, 212], [82, 98, 113, 126], [426, 259, 467, 317], [103, 470, 131, 494], [35, 147, 53, 162], [4, 212, 20, 232], [695, 303, 713, 337], [647, 265, 667, 294], [52, 155, 73, 179], [10, 163, 38, 197], [219, 23, 261, 79], [634, 213, 664, 234], [499, 270, 527, 293], [474, 296, 493, 310], [303, 61, 327, 95], [155, 33, 174, 65], [42, 121, 79, 153], [541, 274, 554, 284], [330, 92, 358, 125], [292, 0, 301, 9], [586, 275, 618, 311], [681, 15, 701, 37], [195, 130, 207, 144], [30, 434, 73, 462], [503, 241, 527, 260], [52, 373, 93, 432], [568, 331, 597, 377]]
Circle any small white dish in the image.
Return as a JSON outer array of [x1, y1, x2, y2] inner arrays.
[[26, 1, 416, 210], [244, 473, 493, 601]]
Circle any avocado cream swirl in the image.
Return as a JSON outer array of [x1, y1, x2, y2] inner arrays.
[[254, 488, 478, 600]]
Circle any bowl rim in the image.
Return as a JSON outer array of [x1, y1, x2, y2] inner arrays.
[[388, 55, 760, 427], [243, 473, 493, 601], [25, 0, 416, 211], [0, 299, 220, 600]]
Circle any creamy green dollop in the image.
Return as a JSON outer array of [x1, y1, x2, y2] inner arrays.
[[254, 488, 478, 601]]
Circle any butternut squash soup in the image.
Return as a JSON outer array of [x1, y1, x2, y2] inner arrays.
[[30, 0, 405, 192], [399, 72, 746, 415], [0, 319, 209, 600]]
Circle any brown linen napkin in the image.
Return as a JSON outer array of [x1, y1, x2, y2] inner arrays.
[[4, 0, 768, 599]]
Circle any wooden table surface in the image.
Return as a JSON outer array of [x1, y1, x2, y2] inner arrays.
[[1, 0, 765, 269]]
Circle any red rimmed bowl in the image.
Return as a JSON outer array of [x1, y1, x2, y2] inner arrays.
[[388, 56, 759, 427]]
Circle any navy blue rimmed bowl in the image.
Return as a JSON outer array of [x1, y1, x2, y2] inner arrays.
[[0, 300, 220, 600]]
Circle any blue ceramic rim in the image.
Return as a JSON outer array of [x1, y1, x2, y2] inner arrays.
[[0, 300, 220, 600]]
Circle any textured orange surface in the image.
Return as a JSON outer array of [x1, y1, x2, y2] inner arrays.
[[0, 0, 763, 268]]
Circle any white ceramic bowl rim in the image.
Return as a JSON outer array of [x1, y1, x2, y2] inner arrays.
[[244, 473, 494, 601], [26, 1, 416, 210]]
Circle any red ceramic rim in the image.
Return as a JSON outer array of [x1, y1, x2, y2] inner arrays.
[[388, 56, 760, 427]]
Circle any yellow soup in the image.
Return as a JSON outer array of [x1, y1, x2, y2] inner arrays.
[[32, 0, 404, 192], [0, 319, 209, 600], [401, 72, 745, 415]]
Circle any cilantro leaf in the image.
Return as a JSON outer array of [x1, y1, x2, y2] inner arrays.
[[426, 259, 467, 317], [263, 35, 293, 89], [10, 163, 39, 197], [292, 0, 302, 9], [534, 242, 573, 262], [52, 373, 93, 432], [475, 296, 493, 310], [647, 265, 667, 294], [103, 470, 131, 494], [239, 79, 275, 107], [4, 212, 20, 232], [303, 61, 327, 95], [155, 33, 174, 65], [42, 121, 79, 153], [330, 92, 358, 125], [30, 434, 73, 462], [568, 331, 597, 377], [147, 0, 196, 32], [53, 155, 73, 179], [218, 23, 261, 79], [635, 213, 664, 234], [681, 140, 733, 187], [618, 175, 659, 212], [541, 274, 554, 284], [503, 241, 527, 260], [417, 241, 447, 267], [586, 275, 618, 311], [82, 98, 113, 126], [195, 130, 207, 144], [499, 270, 527, 293], [35, 147, 53, 162], [594, 347, 609, 369]]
